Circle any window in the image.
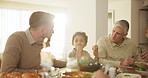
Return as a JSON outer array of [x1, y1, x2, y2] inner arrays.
[[0, 9, 31, 52], [50, 13, 66, 59], [0, 8, 66, 59]]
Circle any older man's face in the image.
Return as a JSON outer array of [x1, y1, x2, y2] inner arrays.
[[110, 26, 127, 43]]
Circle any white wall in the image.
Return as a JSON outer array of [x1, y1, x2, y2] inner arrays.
[[131, 0, 142, 45], [108, 0, 146, 46], [108, 0, 131, 37], [0, 0, 108, 59], [96, 0, 108, 40], [64, 0, 108, 59]]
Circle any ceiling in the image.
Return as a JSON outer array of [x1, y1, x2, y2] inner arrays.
[[2, 0, 68, 8]]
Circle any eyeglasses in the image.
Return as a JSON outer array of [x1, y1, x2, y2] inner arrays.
[[112, 30, 125, 36]]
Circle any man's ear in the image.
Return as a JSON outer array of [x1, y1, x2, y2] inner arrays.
[[123, 33, 128, 38], [124, 33, 128, 36]]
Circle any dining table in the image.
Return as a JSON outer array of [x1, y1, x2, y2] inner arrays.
[[116, 65, 148, 78], [39, 66, 147, 78]]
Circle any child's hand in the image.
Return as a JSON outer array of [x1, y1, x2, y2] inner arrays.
[[76, 46, 83, 52], [76, 46, 83, 58]]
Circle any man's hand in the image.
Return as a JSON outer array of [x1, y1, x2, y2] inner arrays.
[[141, 51, 148, 60], [92, 45, 98, 59], [120, 57, 135, 66]]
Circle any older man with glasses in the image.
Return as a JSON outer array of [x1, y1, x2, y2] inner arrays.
[[92, 20, 146, 67]]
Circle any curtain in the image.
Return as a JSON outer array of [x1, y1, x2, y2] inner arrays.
[[0, 9, 31, 52], [0, 8, 66, 60]]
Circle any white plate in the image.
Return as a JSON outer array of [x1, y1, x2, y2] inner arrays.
[[116, 73, 141, 78]]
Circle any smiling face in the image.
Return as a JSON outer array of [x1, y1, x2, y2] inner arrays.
[[72, 35, 87, 49], [110, 26, 127, 44]]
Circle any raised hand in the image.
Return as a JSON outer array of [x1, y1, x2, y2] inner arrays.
[[76, 46, 83, 58], [92, 45, 99, 59]]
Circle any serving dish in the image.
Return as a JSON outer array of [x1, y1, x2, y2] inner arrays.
[[61, 71, 93, 78], [116, 73, 141, 78], [79, 61, 102, 72], [129, 62, 148, 70]]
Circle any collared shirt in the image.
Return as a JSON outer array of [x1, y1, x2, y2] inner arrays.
[[97, 35, 140, 67], [25, 29, 42, 46], [25, 29, 36, 44]]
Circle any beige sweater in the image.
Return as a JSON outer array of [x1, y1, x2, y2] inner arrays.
[[0, 29, 67, 73], [1, 30, 42, 73]]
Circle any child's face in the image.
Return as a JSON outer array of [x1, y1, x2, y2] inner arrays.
[[72, 35, 87, 48]]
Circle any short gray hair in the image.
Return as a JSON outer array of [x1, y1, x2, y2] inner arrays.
[[114, 20, 129, 34]]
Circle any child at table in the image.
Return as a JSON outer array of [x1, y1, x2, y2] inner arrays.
[[66, 32, 95, 69]]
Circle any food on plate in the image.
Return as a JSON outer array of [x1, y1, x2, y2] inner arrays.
[[0, 72, 42, 78], [128, 62, 148, 76], [129, 62, 148, 71], [116, 75, 140, 78], [116, 73, 141, 78], [61, 71, 93, 78], [0, 72, 22, 78], [22, 73, 42, 78], [79, 60, 102, 72]]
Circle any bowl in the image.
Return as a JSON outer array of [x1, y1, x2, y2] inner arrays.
[[116, 73, 141, 78], [79, 61, 102, 72]]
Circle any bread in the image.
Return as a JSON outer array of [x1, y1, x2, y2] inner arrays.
[[0, 72, 42, 78]]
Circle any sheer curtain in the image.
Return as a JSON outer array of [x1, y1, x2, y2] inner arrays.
[[0, 8, 66, 60], [0, 9, 31, 52]]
